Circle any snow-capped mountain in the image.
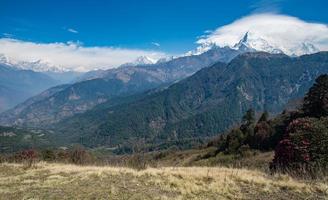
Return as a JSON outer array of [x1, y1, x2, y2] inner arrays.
[[232, 32, 283, 54], [290, 42, 320, 57], [194, 31, 320, 56], [0, 54, 82, 83], [0, 54, 68, 73], [121, 56, 157, 67]]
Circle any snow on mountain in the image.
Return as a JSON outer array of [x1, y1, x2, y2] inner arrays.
[[0, 54, 69, 72], [185, 43, 217, 56], [155, 56, 175, 64], [195, 14, 328, 56], [121, 56, 158, 67], [232, 32, 284, 54], [290, 42, 320, 57], [192, 31, 320, 56]]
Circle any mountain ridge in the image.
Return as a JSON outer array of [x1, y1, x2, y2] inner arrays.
[[53, 51, 328, 149], [0, 46, 244, 126]]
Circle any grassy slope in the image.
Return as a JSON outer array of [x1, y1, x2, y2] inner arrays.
[[0, 163, 327, 200], [95, 146, 275, 171]]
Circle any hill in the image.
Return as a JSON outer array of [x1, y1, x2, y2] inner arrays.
[[55, 52, 328, 150]]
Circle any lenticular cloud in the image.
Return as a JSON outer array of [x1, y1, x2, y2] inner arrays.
[[197, 14, 328, 55]]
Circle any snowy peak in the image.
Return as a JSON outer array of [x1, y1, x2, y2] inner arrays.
[[121, 56, 157, 67], [193, 31, 320, 57], [233, 32, 283, 54], [134, 56, 157, 65], [233, 32, 254, 52], [185, 42, 218, 56], [0, 54, 70, 73]]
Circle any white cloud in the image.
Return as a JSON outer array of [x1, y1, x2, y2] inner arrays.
[[151, 42, 160, 47], [0, 38, 167, 72], [203, 30, 213, 34], [2, 33, 13, 38], [67, 28, 78, 34], [197, 13, 328, 55]]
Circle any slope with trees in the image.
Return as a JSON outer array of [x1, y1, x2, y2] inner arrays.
[[55, 52, 328, 150]]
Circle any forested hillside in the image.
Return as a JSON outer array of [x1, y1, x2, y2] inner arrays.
[[55, 52, 328, 150]]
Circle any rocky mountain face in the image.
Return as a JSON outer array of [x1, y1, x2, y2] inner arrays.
[[54, 52, 328, 149], [0, 46, 244, 127], [0, 64, 58, 112]]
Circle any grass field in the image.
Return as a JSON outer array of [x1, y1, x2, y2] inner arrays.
[[0, 162, 327, 200]]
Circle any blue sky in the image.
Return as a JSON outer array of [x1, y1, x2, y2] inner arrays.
[[1, 0, 327, 54]]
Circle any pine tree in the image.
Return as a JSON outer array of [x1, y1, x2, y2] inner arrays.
[[258, 111, 269, 123], [303, 74, 328, 117], [242, 109, 255, 126]]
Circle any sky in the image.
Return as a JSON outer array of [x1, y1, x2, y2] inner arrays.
[[0, 0, 327, 71]]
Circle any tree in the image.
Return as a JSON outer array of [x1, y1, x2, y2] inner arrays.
[[226, 128, 244, 154], [252, 121, 274, 150], [242, 109, 255, 126], [258, 111, 269, 123], [303, 74, 328, 117], [240, 109, 256, 145]]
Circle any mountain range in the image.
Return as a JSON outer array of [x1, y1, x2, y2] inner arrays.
[[0, 45, 245, 126], [0, 63, 58, 112], [50, 52, 328, 150], [43, 51, 328, 150], [0, 31, 327, 152]]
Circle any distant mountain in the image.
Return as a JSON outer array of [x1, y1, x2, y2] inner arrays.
[[0, 46, 244, 126], [195, 31, 320, 56], [54, 52, 328, 150], [0, 54, 67, 73], [44, 71, 83, 84], [0, 54, 83, 84], [0, 63, 58, 112], [121, 56, 158, 67]]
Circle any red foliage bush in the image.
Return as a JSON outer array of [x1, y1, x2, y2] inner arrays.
[[15, 149, 38, 161], [270, 117, 327, 173], [15, 149, 38, 167]]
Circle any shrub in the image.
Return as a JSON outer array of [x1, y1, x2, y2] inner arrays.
[[56, 150, 70, 162], [15, 149, 38, 168], [41, 149, 56, 161], [126, 154, 147, 170], [69, 146, 93, 165], [271, 117, 328, 174], [238, 144, 252, 157]]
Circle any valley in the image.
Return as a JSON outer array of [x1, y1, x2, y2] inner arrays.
[[1, 2, 328, 199]]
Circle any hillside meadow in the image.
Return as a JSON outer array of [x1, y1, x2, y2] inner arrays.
[[0, 162, 327, 200]]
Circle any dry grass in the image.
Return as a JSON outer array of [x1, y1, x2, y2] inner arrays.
[[0, 162, 327, 200]]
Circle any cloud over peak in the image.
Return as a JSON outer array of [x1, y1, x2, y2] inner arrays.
[[197, 13, 328, 55], [0, 38, 167, 72]]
